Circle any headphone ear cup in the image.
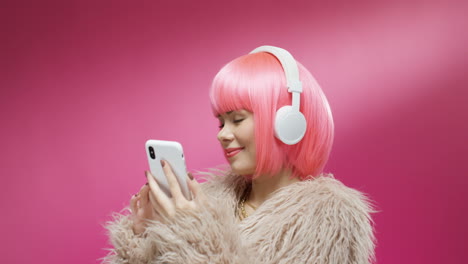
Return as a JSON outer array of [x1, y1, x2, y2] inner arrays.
[[274, 106, 307, 145]]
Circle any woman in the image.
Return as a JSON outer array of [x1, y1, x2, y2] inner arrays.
[[102, 46, 376, 264]]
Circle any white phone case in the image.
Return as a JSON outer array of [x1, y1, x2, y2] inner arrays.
[[145, 140, 191, 200]]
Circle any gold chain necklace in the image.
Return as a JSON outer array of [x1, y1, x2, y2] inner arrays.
[[238, 186, 256, 221], [239, 195, 248, 221]]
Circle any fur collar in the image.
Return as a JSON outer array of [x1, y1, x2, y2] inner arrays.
[[198, 166, 376, 263]]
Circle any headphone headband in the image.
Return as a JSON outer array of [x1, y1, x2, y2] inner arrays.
[[249, 46, 303, 94]]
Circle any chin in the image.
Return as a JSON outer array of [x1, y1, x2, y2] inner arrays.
[[230, 164, 255, 176]]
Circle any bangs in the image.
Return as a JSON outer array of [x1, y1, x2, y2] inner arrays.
[[209, 55, 254, 116], [209, 53, 286, 117]]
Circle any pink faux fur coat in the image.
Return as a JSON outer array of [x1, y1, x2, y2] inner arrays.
[[102, 169, 376, 264]]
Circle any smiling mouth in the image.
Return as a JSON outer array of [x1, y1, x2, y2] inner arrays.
[[225, 148, 244, 158]]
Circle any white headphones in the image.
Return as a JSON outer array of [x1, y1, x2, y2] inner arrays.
[[249, 45, 307, 145]]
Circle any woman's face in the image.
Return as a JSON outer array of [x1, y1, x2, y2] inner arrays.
[[217, 110, 256, 175]]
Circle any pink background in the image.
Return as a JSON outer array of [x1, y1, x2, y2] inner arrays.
[[1, 0, 467, 263]]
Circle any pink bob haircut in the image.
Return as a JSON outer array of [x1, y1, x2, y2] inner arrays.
[[209, 51, 334, 180]]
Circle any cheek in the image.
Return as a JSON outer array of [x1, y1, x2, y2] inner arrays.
[[243, 121, 255, 142], [245, 130, 256, 160], [248, 128, 256, 150]]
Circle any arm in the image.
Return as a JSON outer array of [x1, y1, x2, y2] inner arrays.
[[101, 165, 249, 264], [101, 191, 248, 264]]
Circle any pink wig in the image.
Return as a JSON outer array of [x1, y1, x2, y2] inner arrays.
[[209, 52, 334, 180]]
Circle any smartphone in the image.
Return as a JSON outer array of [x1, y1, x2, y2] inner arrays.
[[145, 140, 192, 200]]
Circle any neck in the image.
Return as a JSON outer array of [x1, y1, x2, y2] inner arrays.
[[247, 168, 300, 207]]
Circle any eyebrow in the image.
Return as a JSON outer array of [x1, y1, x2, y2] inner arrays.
[[216, 111, 234, 118]]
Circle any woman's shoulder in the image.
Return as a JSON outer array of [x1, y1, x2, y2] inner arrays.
[[290, 173, 374, 205], [304, 173, 373, 211], [270, 173, 377, 223]]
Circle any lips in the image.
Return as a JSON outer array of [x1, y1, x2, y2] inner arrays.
[[225, 147, 244, 158]]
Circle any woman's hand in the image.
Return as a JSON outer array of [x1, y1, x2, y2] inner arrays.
[[129, 183, 161, 235], [145, 160, 204, 220], [130, 160, 204, 235]]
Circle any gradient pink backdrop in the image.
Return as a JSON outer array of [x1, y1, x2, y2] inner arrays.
[[1, 0, 467, 263]]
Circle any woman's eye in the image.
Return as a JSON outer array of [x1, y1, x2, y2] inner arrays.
[[218, 119, 243, 129]]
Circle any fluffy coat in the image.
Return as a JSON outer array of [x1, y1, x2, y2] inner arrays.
[[102, 169, 376, 264]]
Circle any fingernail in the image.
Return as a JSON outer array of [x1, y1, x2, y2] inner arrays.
[[188, 172, 194, 180], [160, 160, 165, 167]]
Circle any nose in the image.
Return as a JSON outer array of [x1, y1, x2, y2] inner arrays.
[[217, 125, 234, 143]]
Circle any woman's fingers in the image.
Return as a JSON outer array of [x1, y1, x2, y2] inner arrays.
[[146, 170, 175, 216], [130, 194, 139, 214], [148, 189, 164, 214], [144, 165, 197, 219], [161, 160, 184, 202], [139, 183, 150, 209], [187, 174, 204, 201]]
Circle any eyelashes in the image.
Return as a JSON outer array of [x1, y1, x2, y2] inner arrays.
[[218, 119, 245, 129]]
